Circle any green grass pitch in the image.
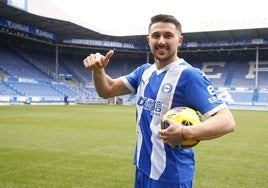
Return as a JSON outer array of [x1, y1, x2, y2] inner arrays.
[[0, 105, 267, 188]]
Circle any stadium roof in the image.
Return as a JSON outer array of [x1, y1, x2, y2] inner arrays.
[[27, 0, 268, 36], [1, 0, 268, 50]]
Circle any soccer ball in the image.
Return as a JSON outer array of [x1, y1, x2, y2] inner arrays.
[[161, 106, 203, 148]]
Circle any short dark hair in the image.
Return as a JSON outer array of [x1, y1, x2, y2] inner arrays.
[[148, 14, 182, 34]]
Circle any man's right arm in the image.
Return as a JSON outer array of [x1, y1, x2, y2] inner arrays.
[[84, 50, 131, 99], [92, 68, 130, 98]]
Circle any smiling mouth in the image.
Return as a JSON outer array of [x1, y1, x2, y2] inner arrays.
[[156, 47, 168, 55]]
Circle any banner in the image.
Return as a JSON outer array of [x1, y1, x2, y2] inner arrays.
[[0, 18, 56, 40], [63, 38, 148, 50]]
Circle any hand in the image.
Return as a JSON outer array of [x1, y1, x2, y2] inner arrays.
[[83, 50, 114, 70], [159, 118, 184, 148]]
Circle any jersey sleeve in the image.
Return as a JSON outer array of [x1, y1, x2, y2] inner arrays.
[[184, 68, 226, 116]]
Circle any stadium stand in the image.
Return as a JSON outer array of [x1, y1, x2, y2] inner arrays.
[[0, 2, 267, 106], [1, 32, 268, 105], [0, 46, 51, 80]]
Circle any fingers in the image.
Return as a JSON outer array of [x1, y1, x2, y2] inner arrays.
[[164, 118, 177, 126], [159, 119, 184, 147], [159, 130, 178, 148], [83, 55, 96, 69], [103, 50, 114, 63], [159, 130, 170, 146], [83, 50, 114, 70], [161, 117, 177, 130], [83, 53, 102, 69]]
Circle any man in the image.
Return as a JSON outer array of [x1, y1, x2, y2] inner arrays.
[[83, 14, 235, 188], [64, 95, 69, 105]]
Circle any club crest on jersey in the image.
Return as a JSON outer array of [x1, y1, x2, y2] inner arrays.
[[161, 83, 172, 93]]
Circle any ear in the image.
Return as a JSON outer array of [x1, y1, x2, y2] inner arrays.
[[178, 35, 183, 45], [146, 36, 150, 45]]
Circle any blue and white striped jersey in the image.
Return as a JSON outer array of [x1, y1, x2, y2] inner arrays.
[[121, 59, 226, 184]]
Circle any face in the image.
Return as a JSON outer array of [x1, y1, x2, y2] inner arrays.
[[147, 22, 183, 68]]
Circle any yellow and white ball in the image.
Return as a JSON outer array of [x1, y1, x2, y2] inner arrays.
[[161, 106, 202, 148]]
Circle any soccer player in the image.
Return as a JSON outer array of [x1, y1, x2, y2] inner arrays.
[[83, 14, 235, 188]]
